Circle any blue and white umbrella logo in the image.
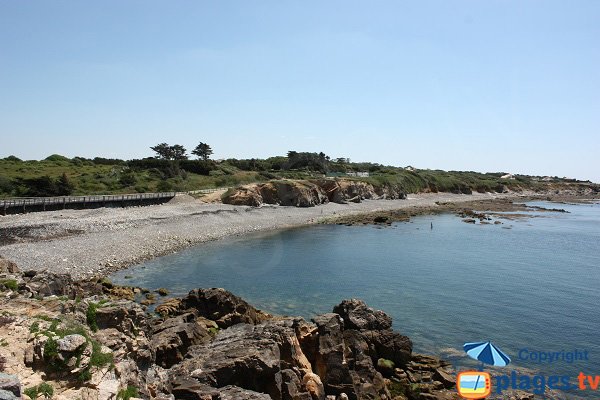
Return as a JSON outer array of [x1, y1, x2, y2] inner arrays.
[[463, 341, 511, 367]]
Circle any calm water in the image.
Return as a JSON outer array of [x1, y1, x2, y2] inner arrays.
[[112, 201, 600, 385]]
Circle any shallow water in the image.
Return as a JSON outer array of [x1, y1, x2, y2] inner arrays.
[[112, 201, 600, 391]]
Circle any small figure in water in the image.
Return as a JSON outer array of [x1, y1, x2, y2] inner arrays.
[[431, 222, 433, 230]]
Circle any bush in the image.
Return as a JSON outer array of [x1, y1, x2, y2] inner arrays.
[[24, 382, 54, 399], [44, 154, 70, 162], [0, 279, 18, 291], [117, 385, 139, 400], [86, 303, 98, 332]]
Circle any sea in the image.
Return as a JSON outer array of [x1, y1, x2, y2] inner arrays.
[[111, 201, 600, 398]]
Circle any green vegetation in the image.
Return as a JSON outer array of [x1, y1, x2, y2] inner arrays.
[[36, 317, 113, 381], [1, 148, 593, 198], [0, 279, 18, 291], [86, 302, 99, 332], [117, 386, 139, 400], [24, 382, 54, 399], [30, 321, 40, 334]]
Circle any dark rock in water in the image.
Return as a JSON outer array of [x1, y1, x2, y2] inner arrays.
[[333, 299, 392, 331], [0, 374, 20, 398], [373, 216, 388, 223], [180, 288, 271, 328], [151, 312, 214, 368], [462, 218, 476, 224]]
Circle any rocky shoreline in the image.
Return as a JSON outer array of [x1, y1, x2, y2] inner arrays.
[[320, 197, 575, 226], [1, 260, 545, 400], [0, 192, 530, 281]]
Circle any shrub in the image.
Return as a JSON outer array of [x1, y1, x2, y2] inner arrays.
[[117, 385, 139, 400], [44, 154, 70, 162], [0, 279, 18, 291], [86, 303, 98, 332]]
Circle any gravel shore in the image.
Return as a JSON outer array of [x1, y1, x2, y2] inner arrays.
[[0, 192, 514, 279]]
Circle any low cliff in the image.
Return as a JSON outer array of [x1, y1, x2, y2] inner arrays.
[[222, 179, 406, 208]]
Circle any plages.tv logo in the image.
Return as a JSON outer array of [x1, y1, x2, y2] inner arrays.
[[456, 341, 511, 399], [457, 371, 491, 399]]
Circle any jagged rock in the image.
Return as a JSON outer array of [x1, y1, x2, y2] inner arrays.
[[155, 298, 182, 316], [342, 330, 390, 399], [311, 313, 354, 397], [180, 288, 271, 328], [170, 320, 314, 400], [333, 299, 392, 331], [95, 300, 150, 333], [432, 368, 455, 389], [171, 381, 272, 400], [25, 272, 73, 297], [151, 312, 213, 368], [362, 330, 412, 368], [0, 374, 20, 398], [280, 369, 312, 400], [0, 258, 19, 274]]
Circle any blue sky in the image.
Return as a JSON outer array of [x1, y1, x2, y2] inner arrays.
[[1, 1, 598, 181]]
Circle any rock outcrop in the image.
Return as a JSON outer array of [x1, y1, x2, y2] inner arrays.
[[179, 288, 272, 328], [222, 179, 406, 208], [6, 270, 540, 400]]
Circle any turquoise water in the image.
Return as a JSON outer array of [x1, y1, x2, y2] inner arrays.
[[112, 201, 600, 390]]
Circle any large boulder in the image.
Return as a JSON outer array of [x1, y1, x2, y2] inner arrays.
[[151, 313, 214, 368], [362, 329, 412, 368], [23, 272, 73, 297], [333, 299, 392, 331], [169, 319, 314, 400], [94, 300, 150, 334], [180, 288, 271, 328]]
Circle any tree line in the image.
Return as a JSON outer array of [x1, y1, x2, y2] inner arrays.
[[150, 142, 213, 161]]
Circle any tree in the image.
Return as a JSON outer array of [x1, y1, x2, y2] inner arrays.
[[170, 144, 188, 160], [150, 143, 173, 160], [192, 142, 213, 161], [56, 173, 75, 196], [150, 143, 188, 160]]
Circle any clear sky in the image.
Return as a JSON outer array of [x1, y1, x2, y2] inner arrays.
[[1, 1, 598, 181]]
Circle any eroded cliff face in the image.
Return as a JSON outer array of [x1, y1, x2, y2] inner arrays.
[[222, 179, 406, 208], [0, 259, 542, 400]]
